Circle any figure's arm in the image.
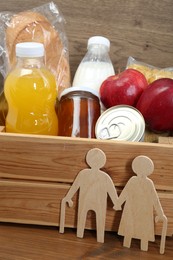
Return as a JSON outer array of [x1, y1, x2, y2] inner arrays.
[[63, 172, 82, 207], [113, 187, 127, 210], [114, 179, 132, 209], [106, 177, 121, 210], [154, 196, 165, 220], [151, 181, 166, 220]]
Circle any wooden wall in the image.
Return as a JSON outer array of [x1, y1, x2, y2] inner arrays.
[[0, 0, 173, 80]]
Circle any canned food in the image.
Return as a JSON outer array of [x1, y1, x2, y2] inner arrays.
[[58, 86, 100, 138], [95, 105, 145, 142]]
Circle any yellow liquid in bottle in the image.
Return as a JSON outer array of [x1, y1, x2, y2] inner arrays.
[[4, 68, 58, 135]]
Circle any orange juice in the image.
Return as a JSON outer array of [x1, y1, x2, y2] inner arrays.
[[4, 67, 58, 135]]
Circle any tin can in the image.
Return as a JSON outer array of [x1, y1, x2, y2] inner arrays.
[[58, 86, 100, 138], [95, 105, 145, 142]]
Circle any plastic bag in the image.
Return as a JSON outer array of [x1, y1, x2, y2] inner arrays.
[[126, 56, 173, 84], [0, 1, 71, 96]]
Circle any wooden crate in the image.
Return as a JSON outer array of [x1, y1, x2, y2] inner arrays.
[[0, 131, 172, 236]]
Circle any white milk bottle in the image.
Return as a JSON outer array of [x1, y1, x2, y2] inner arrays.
[[72, 36, 115, 111]]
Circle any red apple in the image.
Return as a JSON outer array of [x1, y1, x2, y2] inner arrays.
[[136, 78, 173, 132], [100, 68, 148, 108]]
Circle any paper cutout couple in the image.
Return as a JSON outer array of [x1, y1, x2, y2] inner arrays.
[[59, 148, 167, 254]]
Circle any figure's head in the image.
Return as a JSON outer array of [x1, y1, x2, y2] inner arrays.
[[132, 155, 154, 177], [86, 148, 106, 169]]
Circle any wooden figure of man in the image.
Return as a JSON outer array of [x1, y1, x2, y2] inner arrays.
[[60, 148, 119, 243], [117, 155, 167, 254]]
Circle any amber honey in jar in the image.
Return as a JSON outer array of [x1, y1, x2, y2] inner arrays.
[[58, 86, 100, 138]]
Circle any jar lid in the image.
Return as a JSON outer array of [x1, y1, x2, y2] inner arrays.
[[16, 42, 44, 57], [59, 86, 100, 100], [88, 36, 110, 49]]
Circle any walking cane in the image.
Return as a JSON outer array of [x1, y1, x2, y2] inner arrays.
[[59, 198, 73, 233], [59, 198, 66, 233], [155, 215, 168, 254]]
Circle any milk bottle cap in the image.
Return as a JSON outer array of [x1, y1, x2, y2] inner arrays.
[[16, 42, 45, 57], [88, 36, 110, 49]]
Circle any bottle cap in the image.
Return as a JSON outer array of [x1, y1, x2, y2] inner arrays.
[[16, 42, 45, 57], [88, 36, 110, 49]]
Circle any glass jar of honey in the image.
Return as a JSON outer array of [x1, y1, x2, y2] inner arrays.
[[58, 87, 100, 138]]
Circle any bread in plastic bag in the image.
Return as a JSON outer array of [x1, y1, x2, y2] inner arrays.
[[126, 56, 173, 84], [0, 2, 71, 97]]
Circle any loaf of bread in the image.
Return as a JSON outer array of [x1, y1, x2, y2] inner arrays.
[[5, 11, 71, 96]]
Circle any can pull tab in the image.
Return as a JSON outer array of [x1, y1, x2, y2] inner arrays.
[[98, 123, 123, 139]]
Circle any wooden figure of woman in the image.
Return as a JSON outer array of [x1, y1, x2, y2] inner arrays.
[[117, 155, 167, 254]]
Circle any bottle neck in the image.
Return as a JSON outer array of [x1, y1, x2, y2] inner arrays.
[[15, 56, 45, 69], [83, 44, 111, 62], [88, 44, 109, 52]]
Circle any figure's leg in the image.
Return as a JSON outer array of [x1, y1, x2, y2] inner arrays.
[[123, 236, 132, 248], [141, 239, 148, 251], [96, 209, 106, 243], [77, 208, 87, 238]]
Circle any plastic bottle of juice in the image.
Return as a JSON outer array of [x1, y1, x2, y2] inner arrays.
[[4, 42, 58, 135]]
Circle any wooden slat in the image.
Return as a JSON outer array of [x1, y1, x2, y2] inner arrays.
[[0, 180, 172, 236], [0, 132, 173, 191]]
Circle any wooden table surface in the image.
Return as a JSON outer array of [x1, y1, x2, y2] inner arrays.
[[0, 223, 172, 260]]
